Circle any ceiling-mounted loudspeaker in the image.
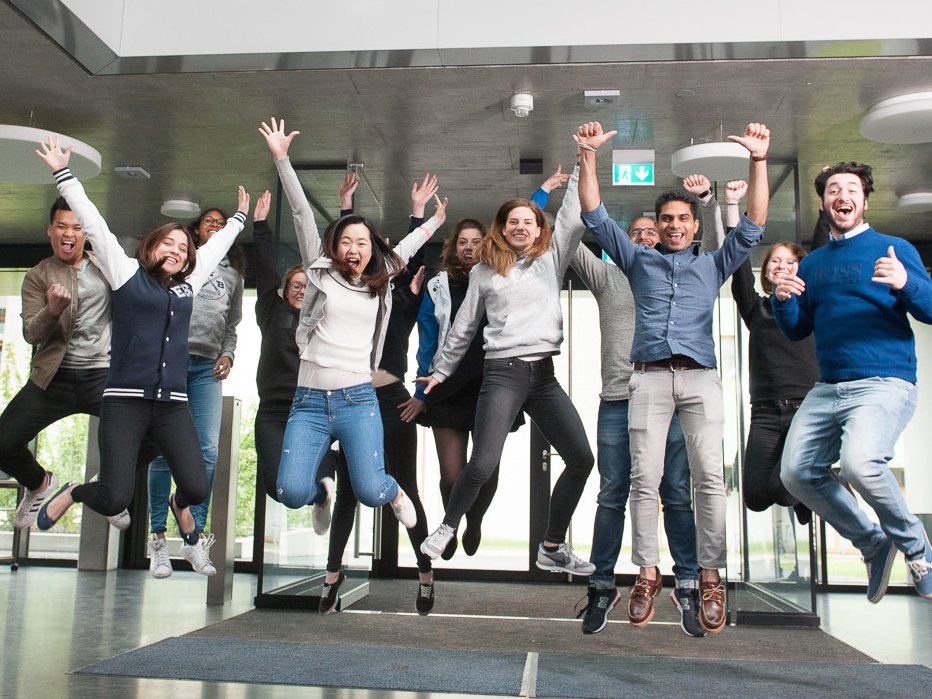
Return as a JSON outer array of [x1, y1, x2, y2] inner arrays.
[[671, 142, 749, 181], [0, 124, 101, 183], [161, 199, 200, 217], [860, 92, 932, 144]]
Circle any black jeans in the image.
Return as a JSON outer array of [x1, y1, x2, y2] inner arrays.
[[72, 397, 206, 517], [444, 357, 594, 543], [0, 369, 108, 490], [743, 401, 802, 511], [327, 381, 431, 573], [254, 402, 291, 501]]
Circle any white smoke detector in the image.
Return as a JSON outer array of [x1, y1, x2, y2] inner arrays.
[[510, 92, 534, 118]]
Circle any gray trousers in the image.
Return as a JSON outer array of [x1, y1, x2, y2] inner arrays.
[[628, 368, 726, 569]]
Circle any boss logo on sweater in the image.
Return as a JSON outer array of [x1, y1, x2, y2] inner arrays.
[[810, 263, 861, 289], [197, 270, 228, 300]]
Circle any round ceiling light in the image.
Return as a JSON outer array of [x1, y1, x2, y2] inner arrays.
[[859, 92, 932, 144], [0, 124, 101, 183], [671, 142, 749, 181], [897, 192, 932, 213], [160, 199, 201, 217]]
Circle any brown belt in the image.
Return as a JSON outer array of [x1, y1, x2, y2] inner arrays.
[[634, 356, 708, 372]]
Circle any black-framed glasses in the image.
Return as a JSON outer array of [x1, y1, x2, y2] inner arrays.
[[202, 216, 226, 227]]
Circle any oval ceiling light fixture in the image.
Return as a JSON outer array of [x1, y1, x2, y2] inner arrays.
[[160, 198, 201, 218], [897, 192, 932, 213], [671, 141, 749, 181], [0, 124, 101, 183], [860, 92, 932, 144]]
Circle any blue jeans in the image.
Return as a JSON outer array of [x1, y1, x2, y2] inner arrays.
[[148, 355, 222, 533], [590, 399, 700, 588], [781, 378, 927, 560], [277, 383, 399, 510]]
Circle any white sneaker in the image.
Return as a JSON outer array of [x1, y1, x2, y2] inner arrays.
[[313, 476, 335, 535], [13, 471, 58, 528], [147, 534, 173, 579], [420, 523, 456, 559], [89, 473, 130, 530], [390, 488, 417, 528], [180, 533, 217, 576]]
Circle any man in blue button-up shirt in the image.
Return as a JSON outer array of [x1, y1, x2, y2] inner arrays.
[[576, 121, 770, 634]]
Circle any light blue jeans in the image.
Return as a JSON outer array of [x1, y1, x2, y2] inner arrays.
[[780, 378, 926, 560], [590, 400, 700, 589], [276, 383, 399, 510], [148, 355, 222, 534]]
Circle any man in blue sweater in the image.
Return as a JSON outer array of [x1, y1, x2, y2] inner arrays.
[[772, 162, 932, 602]]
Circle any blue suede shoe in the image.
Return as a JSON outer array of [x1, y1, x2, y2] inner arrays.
[[864, 537, 897, 604], [36, 481, 78, 531]]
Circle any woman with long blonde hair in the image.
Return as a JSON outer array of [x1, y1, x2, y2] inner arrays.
[[418, 166, 595, 576]]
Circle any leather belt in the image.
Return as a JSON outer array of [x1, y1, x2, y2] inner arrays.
[[752, 398, 803, 409], [633, 356, 708, 372]]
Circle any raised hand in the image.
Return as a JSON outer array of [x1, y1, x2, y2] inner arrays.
[[253, 190, 271, 221], [540, 164, 570, 193], [725, 180, 748, 204], [409, 265, 426, 295], [574, 122, 618, 152], [411, 173, 439, 218], [236, 185, 251, 216], [773, 273, 806, 302], [727, 122, 770, 159], [258, 117, 300, 161], [429, 194, 448, 228], [35, 135, 72, 171], [339, 170, 360, 210], [682, 174, 712, 196], [397, 396, 426, 423], [46, 283, 71, 316], [873, 245, 907, 290]]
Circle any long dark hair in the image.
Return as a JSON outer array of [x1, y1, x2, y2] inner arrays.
[[189, 207, 247, 276], [441, 218, 486, 285], [136, 224, 197, 285], [323, 214, 403, 297]]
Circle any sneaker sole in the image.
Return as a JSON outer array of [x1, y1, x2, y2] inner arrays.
[[868, 543, 898, 604], [583, 592, 620, 635], [535, 561, 596, 576]]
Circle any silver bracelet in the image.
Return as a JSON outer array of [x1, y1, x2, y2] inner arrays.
[[576, 142, 597, 152]]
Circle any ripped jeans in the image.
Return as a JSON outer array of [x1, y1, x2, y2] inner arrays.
[[276, 383, 399, 510]]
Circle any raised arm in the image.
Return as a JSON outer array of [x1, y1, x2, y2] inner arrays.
[[36, 136, 137, 289], [727, 123, 770, 227], [259, 117, 322, 266], [187, 187, 248, 292], [551, 165, 586, 276], [339, 170, 359, 213], [682, 173, 725, 253], [531, 164, 570, 210], [393, 193, 448, 265], [570, 243, 609, 294], [724, 180, 748, 230]]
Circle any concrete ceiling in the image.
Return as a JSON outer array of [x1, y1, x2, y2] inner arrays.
[[2, 1, 932, 265]]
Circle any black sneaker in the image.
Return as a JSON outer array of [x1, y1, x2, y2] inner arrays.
[[671, 587, 707, 637], [575, 585, 620, 635], [319, 572, 345, 614], [416, 581, 435, 615], [441, 532, 458, 560]]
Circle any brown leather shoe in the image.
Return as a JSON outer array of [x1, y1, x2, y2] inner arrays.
[[627, 567, 662, 627], [699, 574, 727, 633]]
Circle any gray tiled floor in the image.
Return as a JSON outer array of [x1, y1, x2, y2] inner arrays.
[[0, 566, 928, 698]]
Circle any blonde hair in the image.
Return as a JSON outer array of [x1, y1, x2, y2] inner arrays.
[[477, 199, 552, 277]]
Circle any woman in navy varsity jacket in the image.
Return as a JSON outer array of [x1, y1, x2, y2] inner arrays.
[[34, 135, 250, 549]]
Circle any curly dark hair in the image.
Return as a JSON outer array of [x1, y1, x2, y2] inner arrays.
[[189, 207, 247, 276], [814, 162, 874, 200]]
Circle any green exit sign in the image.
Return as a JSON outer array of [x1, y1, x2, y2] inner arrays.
[[613, 163, 654, 186]]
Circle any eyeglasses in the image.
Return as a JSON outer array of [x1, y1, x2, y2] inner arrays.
[[288, 282, 307, 292], [629, 227, 656, 236], [202, 216, 226, 227]]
